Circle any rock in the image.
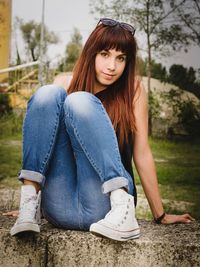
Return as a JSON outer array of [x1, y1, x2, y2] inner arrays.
[[0, 216, 199, 267], [0, 189, 20, 211]]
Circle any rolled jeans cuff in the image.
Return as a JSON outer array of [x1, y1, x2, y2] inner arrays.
[[18, 170, 45, 185], [102, 177, 129, 194]]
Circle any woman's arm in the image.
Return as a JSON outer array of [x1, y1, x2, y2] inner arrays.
[[53, 72, 72, 91], [132, 83, 194, 224]]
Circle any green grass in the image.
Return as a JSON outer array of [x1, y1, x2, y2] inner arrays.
[[0, 113, 23, 189], [0, 113, 24, 139], [134, 137, 200, 219], [0, 138, 22, 189]]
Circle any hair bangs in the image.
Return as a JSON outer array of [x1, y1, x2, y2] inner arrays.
[[95, 25, 135, 58], [69, 22, 138, 147]]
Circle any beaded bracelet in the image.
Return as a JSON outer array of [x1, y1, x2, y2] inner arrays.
[[154, 212, 166, 224]]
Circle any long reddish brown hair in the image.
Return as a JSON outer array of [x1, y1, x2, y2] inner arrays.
[[68, 23, 138, 147]]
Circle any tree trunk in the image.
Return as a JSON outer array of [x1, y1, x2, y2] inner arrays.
[[31, 48, 37, 62]]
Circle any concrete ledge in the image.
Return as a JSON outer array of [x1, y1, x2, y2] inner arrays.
[[0, 216, 200, 267]]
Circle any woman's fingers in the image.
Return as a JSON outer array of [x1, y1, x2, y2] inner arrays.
[[162, 213, 195, 224], [179, 214, 195, 223], [1, 210, 19, 217]]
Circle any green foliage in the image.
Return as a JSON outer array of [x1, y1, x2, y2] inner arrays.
[[90, 0, 194, 55], [172, 0, 200, 46], [59, 28, 83, 72], [168, 65, 187, 87], [161, 89, 200, 138], [178, 101, 200, 136], [151, 60, 167, 82], [148, 90, 161, 119], [19, 19, 59, 61], [168, 64, 200, 99], [0, 94, 12, 115], [140, 58, 167, 82]]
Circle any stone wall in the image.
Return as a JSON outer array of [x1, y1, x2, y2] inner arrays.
[[0, 216, 199, 267]]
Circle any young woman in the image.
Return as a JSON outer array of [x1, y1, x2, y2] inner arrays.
[[5, 18, 193, 241]]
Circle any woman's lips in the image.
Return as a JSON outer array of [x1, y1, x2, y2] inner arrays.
[[102, 72, 115, 80]]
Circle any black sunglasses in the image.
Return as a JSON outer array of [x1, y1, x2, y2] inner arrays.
[[98, 18, 136, 35]]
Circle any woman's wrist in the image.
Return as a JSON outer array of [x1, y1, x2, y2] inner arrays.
[[154, 212, 166, 224]]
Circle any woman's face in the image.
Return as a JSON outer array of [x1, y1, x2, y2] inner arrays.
[[94, 49, 127, 94]]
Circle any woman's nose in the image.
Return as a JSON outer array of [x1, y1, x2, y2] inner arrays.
[[107, 58, 116, 71]]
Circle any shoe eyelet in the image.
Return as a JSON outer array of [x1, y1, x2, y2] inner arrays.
[[127, 205, 129, 208], [126, 211, 128, 215], [124, 216, 127, 220], [121, 220, 124, 224]]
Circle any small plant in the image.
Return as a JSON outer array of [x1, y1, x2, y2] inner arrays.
[[0, 113, 23, 138], [0, 94, 12, 115], [161, 89, 200, 138], [148, 89, 161, 120], [178, 101, 200, 137]]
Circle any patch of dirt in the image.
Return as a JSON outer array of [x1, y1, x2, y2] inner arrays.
[[0, 140, 21, 146]]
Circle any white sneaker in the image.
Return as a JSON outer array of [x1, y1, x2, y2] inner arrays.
[[90, 189, 140, 241], [10, 185, 41, 236]]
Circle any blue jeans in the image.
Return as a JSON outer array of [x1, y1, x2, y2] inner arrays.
[[19, 85, 134, 230]]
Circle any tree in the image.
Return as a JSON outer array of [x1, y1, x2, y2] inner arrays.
[[141, 59, 167, 82], [168, 64, 187, 87], [162, 89, 200, 139], [151, 60, 167, 82], [174, 0, 200, 46], [90, 0, 189, 134], [13, 17, 22, 65], [168, 64, 200, 99], [19, 19, 59, 61], [59, 28, 83, 72], [186, 67, 196, 85]]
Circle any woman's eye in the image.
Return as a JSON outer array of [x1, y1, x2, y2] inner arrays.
[[118, 56, 126, 62], [100, 51, 108, 57]]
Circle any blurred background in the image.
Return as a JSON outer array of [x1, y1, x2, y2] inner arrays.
[[0, 0, 199, 219]]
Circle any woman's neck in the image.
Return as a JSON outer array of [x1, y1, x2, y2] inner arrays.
[[94, 80, 107, 94]]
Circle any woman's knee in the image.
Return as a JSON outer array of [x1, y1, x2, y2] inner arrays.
[[64, 91, 101, 116], [30, 85, 67, 108]]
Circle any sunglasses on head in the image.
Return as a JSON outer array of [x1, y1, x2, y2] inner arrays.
[[97, 18, 136, 35]]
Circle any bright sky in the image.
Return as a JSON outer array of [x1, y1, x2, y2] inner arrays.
[[12, 0, 200, 70], [12, 0, 96, 65]]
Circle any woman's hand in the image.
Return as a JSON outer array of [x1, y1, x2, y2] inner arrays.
[[1, 210, 19, 217], [161, 213, 195, 224]]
